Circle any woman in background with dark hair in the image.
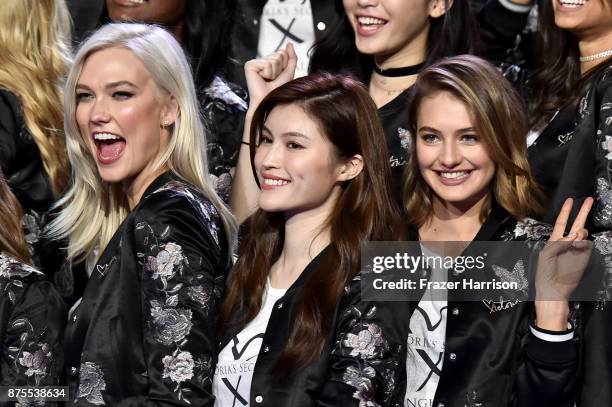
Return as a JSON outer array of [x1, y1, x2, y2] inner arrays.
[[527, 1, 612, 406], [103, 0, 247, 201], [215, 73, 402, 406], [0, 168, 65, 390]]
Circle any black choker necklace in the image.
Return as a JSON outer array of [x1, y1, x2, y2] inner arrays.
[[373, 62, 425, 77]]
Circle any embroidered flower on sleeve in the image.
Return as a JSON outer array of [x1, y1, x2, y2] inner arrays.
[[602, 135, 612, 160], [343, 324, 385, 359], [147, 242, 184, 283], [343, 365, 378, 407], [187, 285, 212, 315], [162, 351, 195, 384], [18, 343, 51, 378], [150, 301, 193, 346], [77, 361, 106, 406]]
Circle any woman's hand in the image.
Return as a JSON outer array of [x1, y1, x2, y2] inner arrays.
[[535, 197, 594, 330], [244, 42, 298, 113]]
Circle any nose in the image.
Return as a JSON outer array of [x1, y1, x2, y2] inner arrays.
[[439, 140, 462, 168], [257, 142, 283, 170], [89, 96, 111, 124], [356, 0, 378, 7]]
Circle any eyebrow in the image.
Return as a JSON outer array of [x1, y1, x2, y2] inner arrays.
[[417, 126, 476, 133], [75, 80, 137, 90], [261, 126, 310, 140]]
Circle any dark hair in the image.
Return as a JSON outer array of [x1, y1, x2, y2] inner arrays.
[[309, 0, 481, 82], [405, 55, 542, 225], [530, 0, 612, 125], [221, 73, 402, 371], [0, 169, 30, 264], [100, 0, 236, 90]]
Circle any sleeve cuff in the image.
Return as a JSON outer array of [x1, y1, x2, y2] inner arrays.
[[498, 0, 533, 13], [530, 322, 574, 342]]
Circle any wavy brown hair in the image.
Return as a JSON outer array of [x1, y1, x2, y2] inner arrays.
[[530, 0, 612, 126], [221, 73, 402, 371], [0, 0, 71, 195], [405, 55, 543, 226], [0, 169, 30, 264]]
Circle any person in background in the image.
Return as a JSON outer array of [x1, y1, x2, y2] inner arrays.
[[215, 73, 402, 406], [0, 168, 66, 395], [0, 0, 72, 284], [527, 1, 612, 405], [49, 23, 236, 405]]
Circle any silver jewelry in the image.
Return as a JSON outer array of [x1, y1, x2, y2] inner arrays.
[[579, 49, 612, 63]]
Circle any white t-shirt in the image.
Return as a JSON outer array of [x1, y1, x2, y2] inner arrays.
[[257, 0, 315, 78], [213, 281, 287, 406], [405, 245, 448, 407]]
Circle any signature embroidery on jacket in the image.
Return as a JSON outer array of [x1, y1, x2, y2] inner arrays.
[[482, 297, 521, 314]]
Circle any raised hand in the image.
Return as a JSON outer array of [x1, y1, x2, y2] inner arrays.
[[244, 43, 298, 112], [535, 197, 594, 330]]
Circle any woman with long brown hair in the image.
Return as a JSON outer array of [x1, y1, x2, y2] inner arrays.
[[0, 168, 65, 390], [0, 0, 71, 279], [214, 73, 402, 406]]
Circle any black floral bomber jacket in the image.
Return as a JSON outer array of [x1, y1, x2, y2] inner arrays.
[[64, 172, 230, 406]]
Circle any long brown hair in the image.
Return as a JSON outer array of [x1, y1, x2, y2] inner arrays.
[[405, 55, 543, 226], [0, 169, 31, 264], [530, 0, 612, 126], [221, 73, 401, 371]]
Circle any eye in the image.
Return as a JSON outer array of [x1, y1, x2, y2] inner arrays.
[[420, 133, 439, 144], [258, 134, 272, 146], [112, 91, 133, 100], [286, 141, 304, 149], [461, 134, 479, 144], [76, 92, 93, 102]]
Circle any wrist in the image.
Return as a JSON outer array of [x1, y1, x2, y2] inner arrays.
[[534, 300, 570, 331]]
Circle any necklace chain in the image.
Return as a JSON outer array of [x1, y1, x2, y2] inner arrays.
[[580, 49, 612, 62]]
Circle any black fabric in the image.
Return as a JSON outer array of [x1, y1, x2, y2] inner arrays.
[[0, 89, 67, 286], [528, 64, 612, 235], [0, 254, 66, 388], [64, 172, 229, 406]]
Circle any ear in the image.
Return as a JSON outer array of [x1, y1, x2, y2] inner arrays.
[[336, 154, 364, 182], [429, 0, 453, 18], [160, 94, 180, 128]]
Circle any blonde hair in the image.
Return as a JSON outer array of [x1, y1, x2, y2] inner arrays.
[[50, 23, 237, 262], [404, 55, 543, 226], [0, 0, 71, 195]]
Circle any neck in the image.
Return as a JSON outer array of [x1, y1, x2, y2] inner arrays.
[[124, 165, 168, 210], [419, 195, 488, 241], [578, 31, 612, 74], [269, 194, 337, 288], [369, 30, 428, 107]]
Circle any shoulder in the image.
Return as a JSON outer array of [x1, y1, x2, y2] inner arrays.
[[0, 253, 43, 285], [133, 177, 225, 248], [500, 217, 553, 241], [201, 76, 248, 112]]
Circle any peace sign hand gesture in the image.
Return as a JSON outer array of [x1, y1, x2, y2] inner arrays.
[[535, 197, 594, 330]]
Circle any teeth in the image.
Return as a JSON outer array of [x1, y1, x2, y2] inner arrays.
[[440, 171, 469, 179], [264, 178, 289, 186], [357, 16, 386, 25], [126, 0, 144, 4], [94, 133, 122, 141], [559, 0, 586, 6]]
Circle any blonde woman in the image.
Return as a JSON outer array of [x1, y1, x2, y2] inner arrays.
[[50, 23, 236, 405], [0, 0, 71, 278]]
